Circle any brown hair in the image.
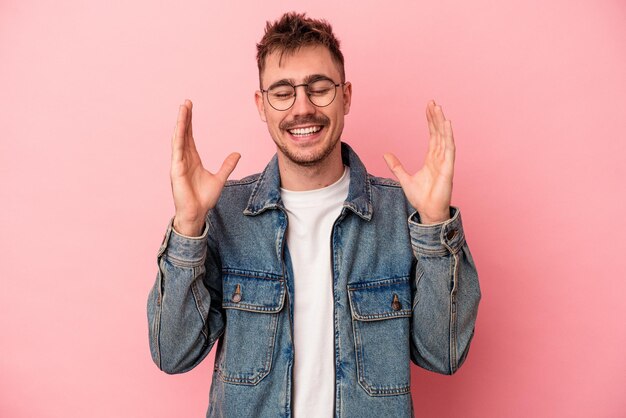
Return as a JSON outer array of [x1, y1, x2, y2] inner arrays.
[[256, 12, 345, 87]]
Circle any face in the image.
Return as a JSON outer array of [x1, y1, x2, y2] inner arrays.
[[255, 45, 352, 167]]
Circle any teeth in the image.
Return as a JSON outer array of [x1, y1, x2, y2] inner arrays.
[[289, 126, 322, 136]]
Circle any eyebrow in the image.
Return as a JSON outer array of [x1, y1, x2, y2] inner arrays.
[[267, 74, 333, 90]]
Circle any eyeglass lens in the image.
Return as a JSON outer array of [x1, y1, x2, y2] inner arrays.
[[267, 79, 338, 111]]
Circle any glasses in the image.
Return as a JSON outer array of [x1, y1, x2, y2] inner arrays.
[[261, 78, 345, 111]]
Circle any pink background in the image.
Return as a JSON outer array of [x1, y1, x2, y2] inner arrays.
[[1, 0, 625, 417]]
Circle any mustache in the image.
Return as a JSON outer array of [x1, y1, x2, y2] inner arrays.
[[280, 114, 330, 130]]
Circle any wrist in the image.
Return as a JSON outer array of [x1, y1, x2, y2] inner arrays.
[[418, 209, 450, 225], [173, 216, 205, 237]]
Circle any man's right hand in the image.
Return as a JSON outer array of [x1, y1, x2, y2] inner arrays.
[[171, 100, 240, 236]]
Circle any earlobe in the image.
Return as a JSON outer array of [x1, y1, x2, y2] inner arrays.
[[343, 82, 352, 115], [254, 91, 267, 122]]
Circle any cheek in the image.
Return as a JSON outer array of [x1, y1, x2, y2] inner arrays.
[[268, 115, 284, 132], [333, 109, 346, 126]]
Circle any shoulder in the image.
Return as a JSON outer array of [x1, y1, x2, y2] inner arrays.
[[367, 174, 414, 213], [368, 174, 401, 189], [213, 173, 261, 212], [224, 173, 261, 188]]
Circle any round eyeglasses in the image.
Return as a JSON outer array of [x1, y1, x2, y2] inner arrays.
[[261, 78, 345, 111]]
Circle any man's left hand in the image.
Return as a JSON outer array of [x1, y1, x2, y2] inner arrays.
[[384, 100, 455, 225]]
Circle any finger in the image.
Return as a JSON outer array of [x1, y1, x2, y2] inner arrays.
[[427, 103, 445, 159], [216, 152, 242, 183], [383, 153, 411, 185], [433, 104, 448, 159], [183, 100, 200, 160], [433, 104, 446, 134], [172, 104, 188, 162], [426, 100, 436, 137], [443, 120, 456, 164], [187, 132, 200, 163], [425, 101, 438, 157], [185, 99, 193, 139]]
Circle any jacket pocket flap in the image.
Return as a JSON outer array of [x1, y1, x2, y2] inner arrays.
[[347, 277, 411, 321], [222, 273, 285, 313]]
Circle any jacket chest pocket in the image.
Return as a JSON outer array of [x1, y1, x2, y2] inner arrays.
[[348, 277, 412, 396], [215, 272, 285, 385]]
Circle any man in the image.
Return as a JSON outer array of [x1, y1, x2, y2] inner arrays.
[[148, 12, 480, 418]]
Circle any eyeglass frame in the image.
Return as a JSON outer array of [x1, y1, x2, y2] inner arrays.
[[260, 77, 347, 111]]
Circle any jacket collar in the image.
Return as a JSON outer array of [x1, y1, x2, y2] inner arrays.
[[243, 142, 373, 221]]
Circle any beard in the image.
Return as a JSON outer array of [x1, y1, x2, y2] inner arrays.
[[274, 134, 340, 167], [275, 114, 340, 166]]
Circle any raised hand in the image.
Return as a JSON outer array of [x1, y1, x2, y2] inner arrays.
[[171, 100, 240, 236], [384, 101, 455, 225]]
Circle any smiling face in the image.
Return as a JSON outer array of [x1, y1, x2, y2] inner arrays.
[[255, 45, 352, 167]]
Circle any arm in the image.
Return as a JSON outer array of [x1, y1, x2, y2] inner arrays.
[[407, 207, 480, 374], [147, 219, 224, 373], [147, 100, 240, 373], [385, 101, 480, 374]]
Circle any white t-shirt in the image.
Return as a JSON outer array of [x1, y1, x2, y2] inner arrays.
[[280, 166, 350, 418]]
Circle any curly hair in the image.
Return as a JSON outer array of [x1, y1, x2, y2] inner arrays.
[[256, 12, 345, 87]]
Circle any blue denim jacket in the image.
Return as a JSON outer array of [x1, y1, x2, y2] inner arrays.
[[148, 143, 481, 417]]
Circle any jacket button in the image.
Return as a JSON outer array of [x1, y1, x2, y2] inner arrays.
[[391, 294, 402, 311], [231, 284, 242, 303], [446, 229, 457, 240]]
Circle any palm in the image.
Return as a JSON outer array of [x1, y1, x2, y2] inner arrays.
[[171, 100, 240, 235], [384, 101, 455, 224]]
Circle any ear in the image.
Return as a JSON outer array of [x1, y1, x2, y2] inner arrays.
[[254, 91, 267, 122], [342, 82, 352, 115]]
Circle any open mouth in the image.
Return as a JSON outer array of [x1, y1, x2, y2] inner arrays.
[[287, 125, 323, 137]]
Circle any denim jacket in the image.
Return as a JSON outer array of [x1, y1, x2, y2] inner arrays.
[[148, 142, 481, 417]]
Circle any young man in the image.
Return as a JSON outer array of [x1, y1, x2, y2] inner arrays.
[[148, 12, 481, 418]]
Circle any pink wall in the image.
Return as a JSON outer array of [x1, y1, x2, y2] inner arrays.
[[1, 1, 625, 417]]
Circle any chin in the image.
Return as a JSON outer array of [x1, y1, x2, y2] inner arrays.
[[277, 137, 340, 167]]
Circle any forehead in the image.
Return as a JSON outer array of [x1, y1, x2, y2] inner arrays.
[[261, 45, 341, 87]]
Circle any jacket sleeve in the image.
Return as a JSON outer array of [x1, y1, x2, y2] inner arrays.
[[147, 217, 225, 374], [407, 206, 481, 374]]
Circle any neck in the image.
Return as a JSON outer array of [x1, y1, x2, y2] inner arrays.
[[278, 144, 344, 191]]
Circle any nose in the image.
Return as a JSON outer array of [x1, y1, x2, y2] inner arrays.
[[290, 85, 316, 116]]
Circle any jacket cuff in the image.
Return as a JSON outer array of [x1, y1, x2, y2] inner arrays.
[[157, 217, 209, 265], [408, 207, 465, 256]]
